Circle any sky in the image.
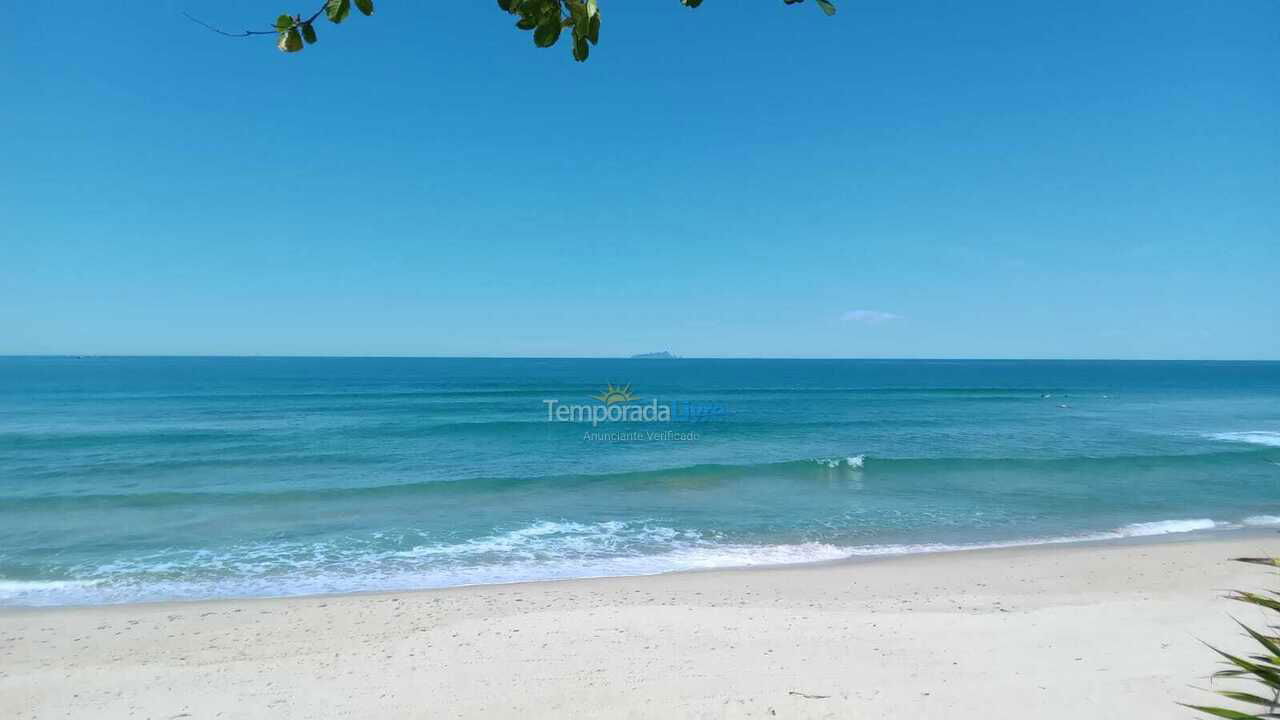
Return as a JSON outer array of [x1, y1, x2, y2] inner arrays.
[[1, 1, 1277, 359]]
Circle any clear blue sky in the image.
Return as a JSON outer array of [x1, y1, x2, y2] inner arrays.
[[2, 1, 1276, 359]]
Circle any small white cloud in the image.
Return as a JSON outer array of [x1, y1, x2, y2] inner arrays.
[[842, 309, 902, 324]]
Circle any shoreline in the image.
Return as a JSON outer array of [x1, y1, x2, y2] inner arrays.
[[5, 530, 1279, 718], [2, 523, 1275, 612]]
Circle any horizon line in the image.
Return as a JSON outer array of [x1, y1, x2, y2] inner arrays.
[[2, 354, 1278, 363]]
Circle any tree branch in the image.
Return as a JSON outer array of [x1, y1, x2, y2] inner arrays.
[[182, 3, 328, 39], [186, 1, 832, 59]]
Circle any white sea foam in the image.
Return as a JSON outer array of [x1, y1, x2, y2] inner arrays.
[[1243, 515, 1280, 527], [0, 579, 97, 593], [0, 515, 1261, 607], [815, 455, 865, 469], [837, 518, 1226, 558], [1115, 518, 1219, 536], [0, 533, 854, 607], [0, 580, 100, 604], [1208, 431, 1280, 448]]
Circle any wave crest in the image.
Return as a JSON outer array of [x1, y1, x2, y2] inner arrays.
[[1209, 431, 1280, 448]]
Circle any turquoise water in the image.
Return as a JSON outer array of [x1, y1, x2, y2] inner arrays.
[[1, 357, 1278, 606]]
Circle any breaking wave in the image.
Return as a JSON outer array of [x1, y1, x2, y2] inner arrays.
[[0, 514, 1258, 607]]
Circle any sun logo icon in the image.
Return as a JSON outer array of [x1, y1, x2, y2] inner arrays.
[[592, 383, 638, 405]]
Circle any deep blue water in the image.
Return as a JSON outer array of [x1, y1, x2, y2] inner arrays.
[[1, 357, 1278, 606]]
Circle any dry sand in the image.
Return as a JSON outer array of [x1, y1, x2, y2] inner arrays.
[[3, 532, 1278, 719]]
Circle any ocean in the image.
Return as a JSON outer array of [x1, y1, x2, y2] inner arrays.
[[1, 356, 1277, 606]]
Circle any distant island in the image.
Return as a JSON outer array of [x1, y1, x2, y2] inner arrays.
[[630, 351, 678, 359]]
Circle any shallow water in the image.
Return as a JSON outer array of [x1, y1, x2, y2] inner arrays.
[[1, 357, 1277, 605]]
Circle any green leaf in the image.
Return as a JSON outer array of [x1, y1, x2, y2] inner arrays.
[[277, 27, 304, 53], [301, 22, 317, 44], [1231, 592, 1280, 614], [498, 0, 514, 11], [534, 17, 561, 47], [325, 0, 351, 24], [1177, 705, 1263, 720], [1206, 645, 1280, 686], [1216, 690, 1280, 707], [816, 0, 837, 16], [1236, 619, 1280, 660], [354, 0, 374, 16], [682, 0, 703, 7], [573, 35, 589, 61], [275, 14, 294, 31], [1234, 558, 1280, 568], [587, 13, 600, 44]]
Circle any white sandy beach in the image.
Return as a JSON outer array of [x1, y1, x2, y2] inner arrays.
[[2, 533, 1277, 719]]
